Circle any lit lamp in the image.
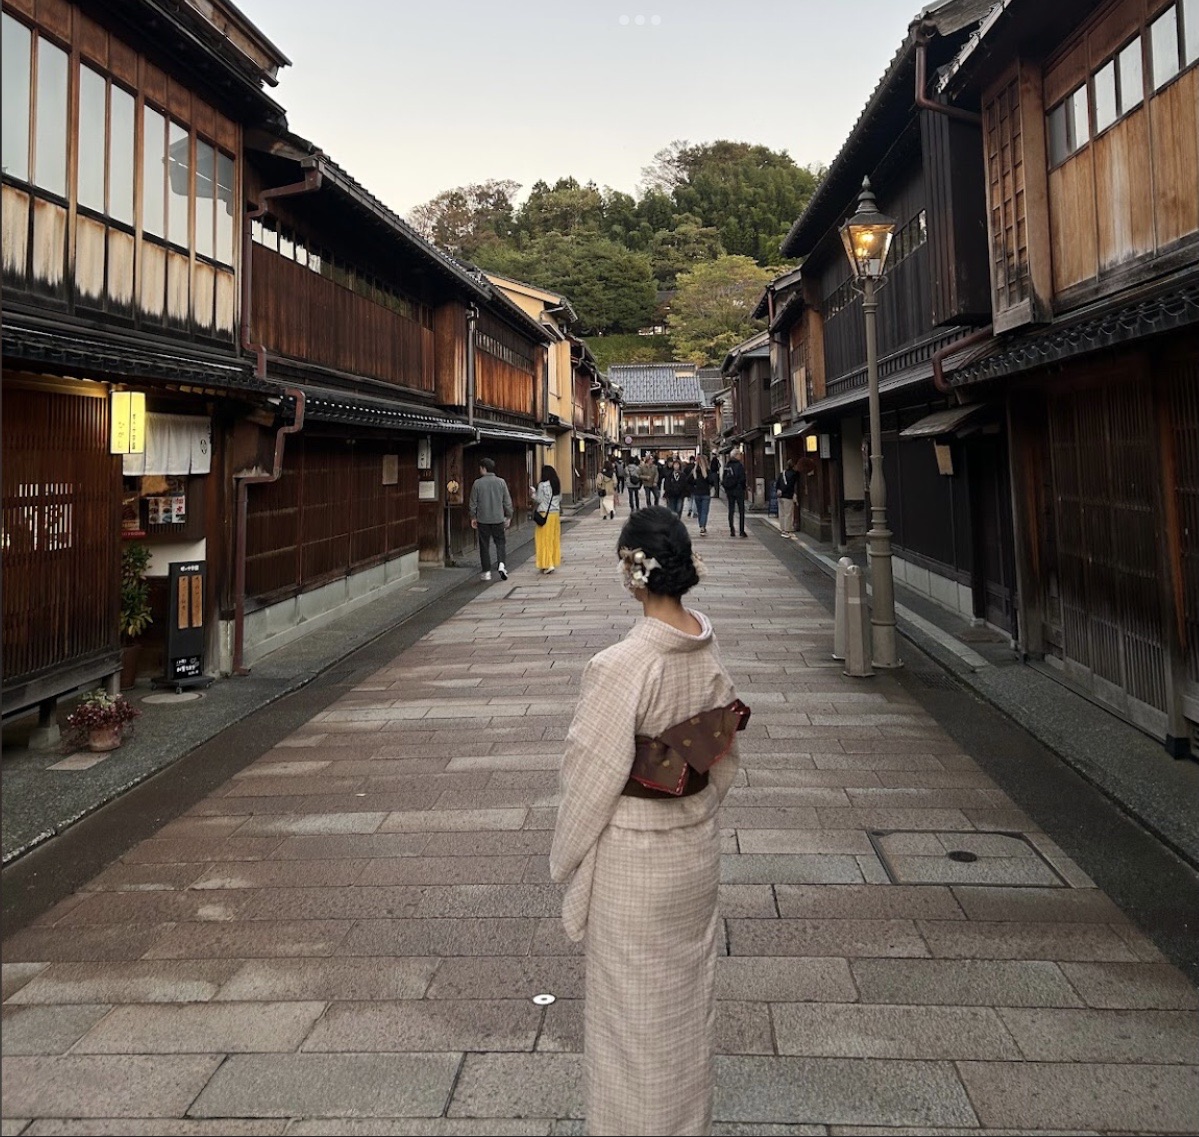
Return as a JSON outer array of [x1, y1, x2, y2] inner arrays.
[[110, 391, 146, 455], [839, 177, 901, 669]]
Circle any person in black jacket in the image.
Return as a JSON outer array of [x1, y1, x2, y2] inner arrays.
[[663, 458, 694, 518], [722, 451, 748, 537], [692, 453, 716, 535], [776, 459, 798, 535]]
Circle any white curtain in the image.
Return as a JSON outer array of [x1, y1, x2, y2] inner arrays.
[[123, 415, 212, 476]]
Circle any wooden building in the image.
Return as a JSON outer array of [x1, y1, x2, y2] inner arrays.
[[610, 363, 713, 462], [1, 0, 289, 726], [935, 0, 1199, 755], [721, 332, 775, 506]]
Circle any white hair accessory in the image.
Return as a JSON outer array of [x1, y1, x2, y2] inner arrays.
[[618, 546, 660, 592], [692, 551, 707, 579]]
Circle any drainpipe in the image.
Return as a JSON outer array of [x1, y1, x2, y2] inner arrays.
[[232, 163, 322, 673], [465, 303, 479, 436], [232, 389, 306, 675], [240, 163, 323, 378], [933, 325, 993, 394], [915, 26, 982, 126]]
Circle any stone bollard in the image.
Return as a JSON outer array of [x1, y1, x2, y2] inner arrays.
[[832, 556, 855, 661], [842, 565, 875, 678]]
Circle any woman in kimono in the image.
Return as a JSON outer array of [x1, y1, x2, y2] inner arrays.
[[596, 461, 617, 521], [550, 506, 743, 1136]]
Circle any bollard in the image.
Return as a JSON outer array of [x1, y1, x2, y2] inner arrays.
[[842, 565, 875, 678], [832, 556, 855, 661]]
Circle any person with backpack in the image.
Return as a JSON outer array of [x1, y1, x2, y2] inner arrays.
[[624, 457, 643, 511], [709, 453, 722, 500], [776, 459, 798, 536], [722, 451, 748, 538]]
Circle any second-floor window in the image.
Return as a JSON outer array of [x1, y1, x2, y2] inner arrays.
[[78, 65, 135, 226], [1048, 84, 1090, 166], [1093, 38, 1144, 134], [890, 209, 928, 266], [1, 14, 67, 195], [1150, 0, 1199, 90]]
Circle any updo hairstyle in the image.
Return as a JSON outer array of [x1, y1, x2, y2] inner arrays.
[[617, 506, 700, 598]]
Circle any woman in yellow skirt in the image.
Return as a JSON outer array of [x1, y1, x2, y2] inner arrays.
[[532, 464, 562, 573]]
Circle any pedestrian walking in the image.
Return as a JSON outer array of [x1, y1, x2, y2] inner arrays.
[[684, 456, 696, 516], [469, 457, 512, 580], [550, 505, 748, 1137], [722, 450, 748, 538], [596, 460, 617, 521], [615, 458, 626, 496], [692, 452, 716, 535], [531, 464, 563, 573], [776, 458, 798, 537], [663, 457, 693, 518], [640, 453, 660, 507], [624, 457, 643, 511], [709, 453, 722, 501]]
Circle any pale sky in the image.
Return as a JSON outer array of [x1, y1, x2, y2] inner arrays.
[[237, 0, 925, 215]]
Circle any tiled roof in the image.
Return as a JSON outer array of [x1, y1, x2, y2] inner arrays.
[[609, 364, 705, 408]]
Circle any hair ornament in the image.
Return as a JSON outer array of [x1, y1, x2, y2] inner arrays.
[[692, 550, 707, 579], [618, 546, 660, 591]]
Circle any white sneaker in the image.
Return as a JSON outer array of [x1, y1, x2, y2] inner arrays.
[[546, 566, 555, 574], [498, 563, 508, 580], [480, 571, 491, 581]]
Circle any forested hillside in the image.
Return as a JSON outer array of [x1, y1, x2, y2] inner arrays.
[[408, 141, 822, 366]]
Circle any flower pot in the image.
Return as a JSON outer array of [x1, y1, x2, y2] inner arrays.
[[120, 644, 142, 690], [87, 724, 123, 752]]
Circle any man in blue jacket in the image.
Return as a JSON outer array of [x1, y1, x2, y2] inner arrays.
[[469, 457, 513, 581]]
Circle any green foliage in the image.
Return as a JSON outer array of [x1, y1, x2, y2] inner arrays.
[[120, 543, 153, 640], [409, 139, 819, 342], [668, 255, 773, 366], [585, 334, 673, 372]]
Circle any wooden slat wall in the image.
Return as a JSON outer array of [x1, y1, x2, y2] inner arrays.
[[1167, 353, 1199, 689], [984, 74, 1031, 312], [244, 438, 419, 601], [252, 248, 435, 392], [2, 386, 120, 685], [475, 312, 537, 417]]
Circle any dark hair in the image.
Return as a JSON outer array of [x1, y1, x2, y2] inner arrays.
[[480, 457, 496, 473], [541, 465, 561, 495], [617, 506, 700, 598]]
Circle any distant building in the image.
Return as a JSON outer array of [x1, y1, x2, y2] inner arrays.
[[610, 363, 717, 458]]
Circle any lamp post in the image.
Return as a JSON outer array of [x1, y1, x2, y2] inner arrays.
[[839, 177, 901, 668]]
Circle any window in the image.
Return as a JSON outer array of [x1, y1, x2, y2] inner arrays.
[[76, 66, 136, 225], [216, 153, 235, 265], [1094, 38, 1146, 134], [824, 278, 857, 318], [194, 139, 215, 259], [167, 121, 189, 248], [142, 106, 166, 237], [77, 65, 106, 212], [1186, 0, 1199, 64], [890, 209, 928, 265], [33, 36, 68, 195], [1, 14, 31, 181], [1048, 85, 1090, 165], [109, 86, 135, 226], [1151, 5, 1182, 88]]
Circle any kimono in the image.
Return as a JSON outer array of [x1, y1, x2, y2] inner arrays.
[[549, 611, 740, 1137]]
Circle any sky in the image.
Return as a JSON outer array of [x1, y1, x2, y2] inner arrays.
[[236, 0, 924, 215]]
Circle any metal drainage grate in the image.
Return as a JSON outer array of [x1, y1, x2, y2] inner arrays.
[[868, 829, 1069, 887], [908, 668, 960, 692]]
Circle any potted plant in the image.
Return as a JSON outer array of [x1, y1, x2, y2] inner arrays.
[[120, 543, 153, 688], [64, 690, 142, 752]]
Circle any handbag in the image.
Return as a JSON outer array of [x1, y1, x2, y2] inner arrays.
[[629, 699, 751, 795], [534, 508, 549, 527]]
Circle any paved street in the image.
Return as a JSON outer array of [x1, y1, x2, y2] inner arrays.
[[3, 512, 1198, 1135]]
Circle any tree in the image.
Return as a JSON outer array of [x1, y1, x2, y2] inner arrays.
[[407, 179, 520, 259], [516, 178, 607, 240], [639, 140, 689, 195], [667, 255, 772, 366], [648, 214, 725, 290]]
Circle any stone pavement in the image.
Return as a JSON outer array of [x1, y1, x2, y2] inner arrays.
[[3, 510, 1198, 1134]]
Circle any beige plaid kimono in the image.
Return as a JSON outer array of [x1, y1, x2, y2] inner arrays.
[[550, 611, 740, 1137]]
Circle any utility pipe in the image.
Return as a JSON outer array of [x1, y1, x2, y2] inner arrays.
[[233, 164, 321, 673], [932, 325, 994, 393], [232, 389, 306, 675], [915, 27, 982, 126], [465, 303, 479, 433]]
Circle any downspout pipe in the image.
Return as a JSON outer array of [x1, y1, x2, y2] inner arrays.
[[933, 325, 994, 393], [233, 163, 321, 674], [240, 163, 323, 378], [232, 389, 305, 675], [915, 26, 982, 126], [465, 303, 479, 439]]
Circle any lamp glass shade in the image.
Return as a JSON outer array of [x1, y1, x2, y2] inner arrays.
[[839, 178, 896, 280]]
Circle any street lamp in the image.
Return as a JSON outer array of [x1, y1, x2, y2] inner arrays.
[[839, 177, 901, 669]]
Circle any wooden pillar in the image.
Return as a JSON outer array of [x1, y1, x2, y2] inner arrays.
[[1006, 387, 1047, 658]]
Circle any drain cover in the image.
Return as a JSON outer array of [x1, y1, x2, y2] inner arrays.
[[141, 691, 204, 705], [869, 830, 1067, 887]]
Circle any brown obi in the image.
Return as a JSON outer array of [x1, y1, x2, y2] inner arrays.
[[622, 699, 751, 798]]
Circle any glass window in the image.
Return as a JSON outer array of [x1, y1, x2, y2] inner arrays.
[[77, 65, 106, 211], [167, 121, 189, 247], [1094, 60, 1118, 132], [109, 85, 134, 225], [33, 37, 68, 195], [1048, 103, 1069, 164], [216, 152, 235, 264], [308, 249, 321, 274], [251, 217, 263, 244], [142, 105, 166, 237], [279, 230, 294, 259], [194, 139, 215, 258], [1119, 38, 1145, 111], [262, 221, 278, 252], [1184, 0, 1199, 64], [294, 238, 307, 267], [2, 14, 32, 181], [1048, 86, 1090, 164], [1070, 86, 1090, 148], [1151, 5, 1181, 88]]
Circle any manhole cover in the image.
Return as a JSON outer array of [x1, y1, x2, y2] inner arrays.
[[869, 830, 1067, 887], [141, 691, 204, 706], [532, 993, 556, 1006]]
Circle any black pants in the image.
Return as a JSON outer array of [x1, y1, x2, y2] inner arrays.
[[646, 486, 660, 507], [627, 486, 641, 510], [478, 522, 507, 572], [727, 493, 746, 535]]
